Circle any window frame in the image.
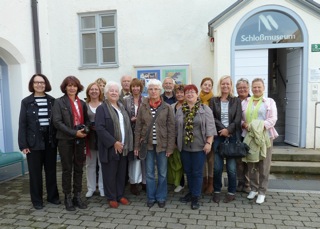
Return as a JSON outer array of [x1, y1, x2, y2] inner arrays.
[[79, 11, 118, 69]]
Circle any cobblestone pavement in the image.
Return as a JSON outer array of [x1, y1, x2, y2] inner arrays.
[[1, 165, 320, 229]]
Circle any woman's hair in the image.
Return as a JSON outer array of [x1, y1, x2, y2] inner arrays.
[[86, 82, 104, 102], [174, 84, 185, 93], [184, 84, 198, 94], [216, 75, 234, 97], [200, 77, 213, 87], [129, 78, 144, 94], [95, 77, 107, 85], [104, 81, 121, 94], [251, 78, 265, 86], [147, 79, 162, 90], [60, 76, 84, 95], [236, 78, 250, 88], [28, 73, 52, 92]]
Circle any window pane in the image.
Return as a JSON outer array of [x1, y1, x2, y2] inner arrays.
[[103, 48, 115, 63], [82, 34, 96, 64], [83, 49, 97, 64], [81, 16, 95, 29], [101, 15, 114, 27], [102, 32, 115, 47]]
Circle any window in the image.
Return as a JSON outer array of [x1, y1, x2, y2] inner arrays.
[[79, 11, 118, 68]]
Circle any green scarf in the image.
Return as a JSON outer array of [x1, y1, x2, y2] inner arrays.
[[245, 96, 263, 124], [182, 98, 201, 145]]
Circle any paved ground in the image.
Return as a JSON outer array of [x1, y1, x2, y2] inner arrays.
[[1, 161, 320, 229]]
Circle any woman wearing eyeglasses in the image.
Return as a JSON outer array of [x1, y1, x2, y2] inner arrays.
[[18, 74, 60, 210], [176, 84, 216, 210], [235, 78, 252, 194]]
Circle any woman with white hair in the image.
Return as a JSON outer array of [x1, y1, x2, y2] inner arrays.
[[134, 79, 175, 208], [95, 81, 133, 208]]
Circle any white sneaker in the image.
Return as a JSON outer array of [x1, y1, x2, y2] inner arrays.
[[256, 194, 266, 204], [247, 191, 258, 200], [99, 190, 105, 197], [85, 190, 94, 198], [174, 185, 184, 193]]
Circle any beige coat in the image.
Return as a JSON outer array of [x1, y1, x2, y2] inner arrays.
[[134, 98, 175, 154]]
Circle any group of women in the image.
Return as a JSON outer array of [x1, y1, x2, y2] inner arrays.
[[18, 73, 277, 211]]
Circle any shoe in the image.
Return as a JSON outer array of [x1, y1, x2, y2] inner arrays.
[[33, 204, 44, 210], [158, 201, 166, 208], [223, 193, 235, 203], [204, 177, 213, 195], [179, 192, 192, 203], [256, 194, 266, 204], [108, 200, 119, 208], [85, 190, 95, 198], [48, 199, 61, 205], [174, 185, 184, 193], [147, 201, 155, 208], [191, 196, 200, 210], [247, 191, 258, 200], [99, 190, 105, 197], [64, 194, 75, 211], [242, 186, 251, 194], [212, 192, 220, 203], [130, 184, 140, 196], [118, 197, 129, 205], [73, 193, 87, 209]]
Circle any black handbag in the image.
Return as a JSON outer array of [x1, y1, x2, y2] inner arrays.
[[218, 128, 250, 158], [139, 104, 164, 160]]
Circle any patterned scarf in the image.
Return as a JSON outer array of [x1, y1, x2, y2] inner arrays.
[[182, 98, 201, 145], [199, 90, 213, 105], [68, 96, 84, 126], [129, 95, 142, 130]]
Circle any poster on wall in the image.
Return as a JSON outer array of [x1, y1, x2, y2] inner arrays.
[[134, 64, 191, 96]]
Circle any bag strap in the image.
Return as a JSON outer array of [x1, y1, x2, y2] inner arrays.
[[143, 104, 165, 143]]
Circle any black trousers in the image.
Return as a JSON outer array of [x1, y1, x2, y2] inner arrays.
[[27, 137, 59, 205], [101, 154, 127, 201], [58, 139, 86, 195]]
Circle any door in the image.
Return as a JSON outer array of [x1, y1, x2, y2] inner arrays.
[[284, 48, 302, 146], [0, 66, 5, 151], [234, 49, 269, 96]]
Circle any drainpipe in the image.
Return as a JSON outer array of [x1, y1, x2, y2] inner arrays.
[[31, 0, 41, 73]]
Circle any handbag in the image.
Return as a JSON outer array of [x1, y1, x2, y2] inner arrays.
[[139, 104, 165, 160], [218, 128, 250, 158]]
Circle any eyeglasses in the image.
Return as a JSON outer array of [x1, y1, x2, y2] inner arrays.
[[185, 90, 197, 95], [33, 81, 45, 85]]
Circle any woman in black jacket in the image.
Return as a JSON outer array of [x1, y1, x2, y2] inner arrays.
[[52, 76, 89, 211], [18, 73, 60, 210]]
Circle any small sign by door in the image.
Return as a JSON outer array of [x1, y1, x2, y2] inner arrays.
[[311, 44, 320, 52]]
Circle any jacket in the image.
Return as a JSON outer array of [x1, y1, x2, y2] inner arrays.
[[134, 98, 175, 154], [209, 96, 242, 137], [18, 93, 56, 151], [52, 94, 89, 140], [241, 97, 278, 140], [175, 104, 217, 152]]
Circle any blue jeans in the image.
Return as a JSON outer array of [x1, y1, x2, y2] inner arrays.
[[145, 146, 167, 202], [181, 150, 206, 197], [213, 135, 237, 194]]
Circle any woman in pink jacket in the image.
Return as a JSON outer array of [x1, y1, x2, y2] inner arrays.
[[241, 78, 278, 204]]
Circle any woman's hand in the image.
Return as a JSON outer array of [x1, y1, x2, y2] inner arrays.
[[76, 129, 87, 138], [22, 148, 30, 154], [166, 152, 172, 157], [134, 149, 139, 156], [242, 122, 249, 130], [203, 143, 211, 154], [131, 116, 137, 123], [218, 128, 229, 137], [114, 141, 124, 154]]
